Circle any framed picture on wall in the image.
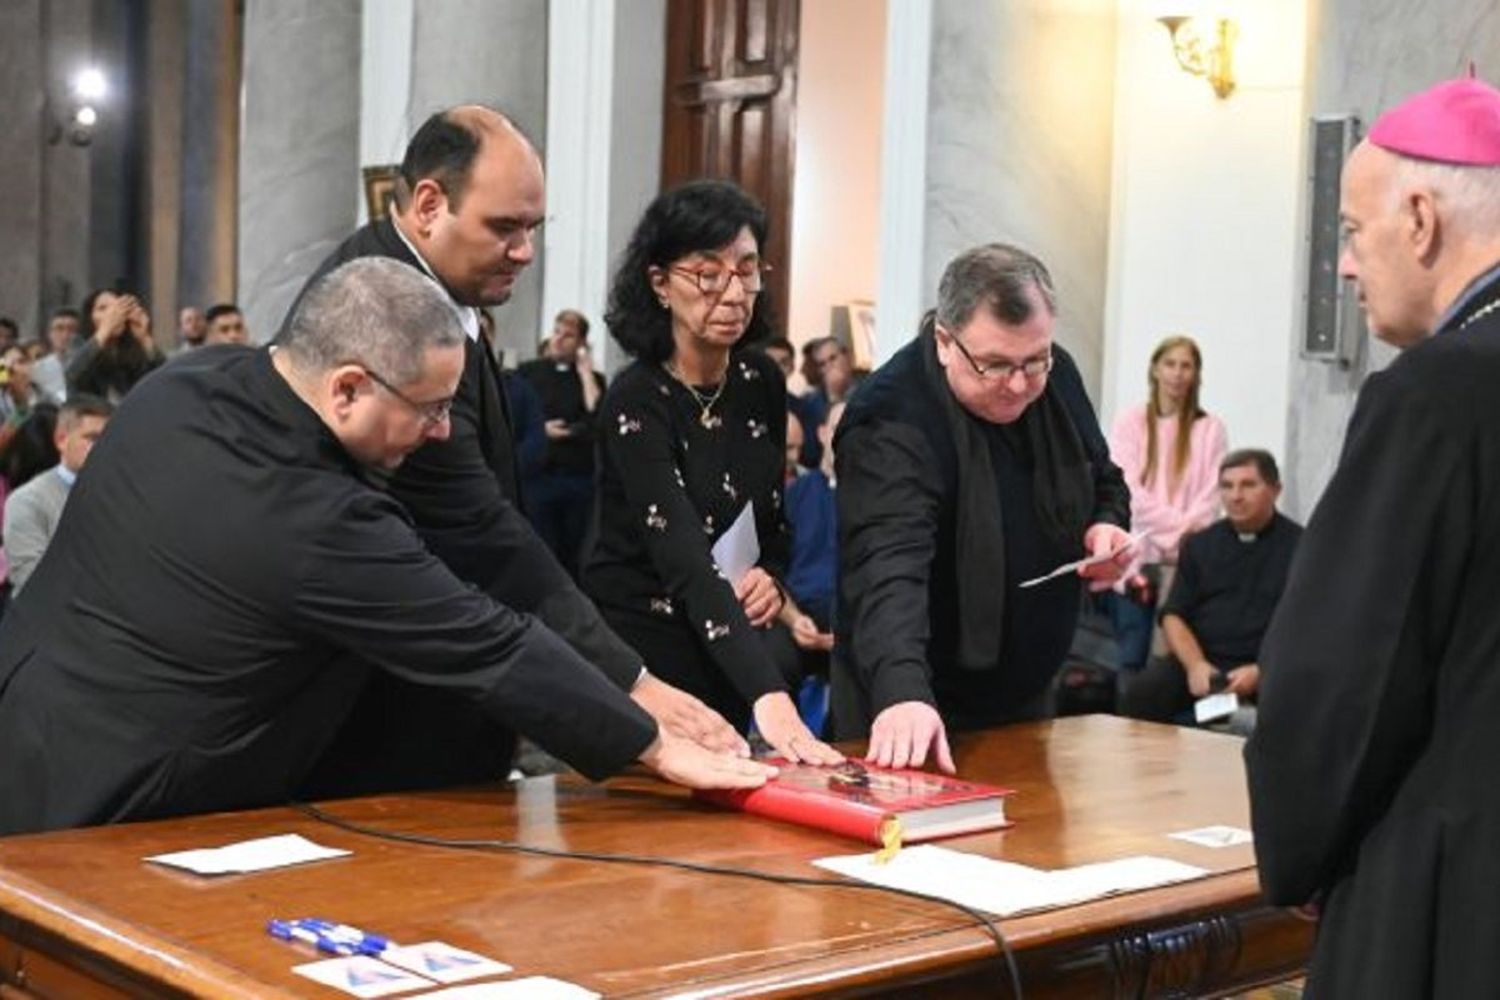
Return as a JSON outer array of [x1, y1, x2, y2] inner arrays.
[[362, 164, 401, 221], [830, 299, 877, 371]]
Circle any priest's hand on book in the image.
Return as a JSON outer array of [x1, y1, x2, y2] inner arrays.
[[637, 732, 779, 790], [632, 672, 750, 757], [753, 692, 844, 766], [867, 701, 956, 774]]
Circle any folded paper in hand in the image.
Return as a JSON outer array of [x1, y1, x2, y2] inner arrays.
[[1019, 530, 1148, 589], [710, 500, 759, 586]]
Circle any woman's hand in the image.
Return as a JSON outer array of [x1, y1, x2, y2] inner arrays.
[[125, 300, 155, 349], [95, 296, 132, 346], [753, 692, 843, 765], [789, 613, 834, 652], [735, 567, 783, 627]]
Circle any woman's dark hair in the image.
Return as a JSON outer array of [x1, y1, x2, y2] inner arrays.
[[605, 179, 772, 363], [1, 404, 60, 490]]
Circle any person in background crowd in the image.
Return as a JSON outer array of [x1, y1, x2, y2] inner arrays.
[[175, 306, 206, 353], [0, 319, 18, 355], [796, 336, 860, 469], [202, 303, 250, 346], [67, 288, 163, 402], [761, 336, 796, 382], [0, 347, 43, 454], [1105, 335, 1227, 675], [1118, 449, 1299, 725], [2, 395, 113, 595], [585, 179, 842, 764], [518, 309, 607, 576], [0, 404, 60, 619], [31, 309, 81, 404], [784, 408, 805, 482]]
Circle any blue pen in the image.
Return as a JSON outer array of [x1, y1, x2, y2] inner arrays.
[[300, 918, 390, 954], [267, 919, 361, 956]]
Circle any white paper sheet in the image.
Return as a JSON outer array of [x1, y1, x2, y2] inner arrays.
[[145, 833, 350, 875], [412, 977, 600, 999], [1193, 691, 1240, 724], [1169, 825, 1254, 848], [814, 844, 1209, 917], [710, 500, 759, 586]]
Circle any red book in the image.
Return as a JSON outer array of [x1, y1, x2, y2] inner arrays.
[[695, 760, 1013, 846]]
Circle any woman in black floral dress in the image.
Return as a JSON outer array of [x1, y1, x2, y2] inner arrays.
[[582, 180, 840, 765]]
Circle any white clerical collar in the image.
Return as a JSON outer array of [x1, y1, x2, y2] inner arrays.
[[391, 217, 481, 342]]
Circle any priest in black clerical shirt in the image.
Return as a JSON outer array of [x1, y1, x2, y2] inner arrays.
[[517, 309, 606, 577], [1118, 449, 1302, 724], [0, 259, 772, 836]]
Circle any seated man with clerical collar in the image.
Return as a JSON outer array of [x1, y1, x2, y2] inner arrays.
[[1118, 448, 1302, 727]]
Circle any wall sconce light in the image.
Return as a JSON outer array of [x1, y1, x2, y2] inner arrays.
[[47, 66, 107, 146], [1157, 15, 1237, 99]]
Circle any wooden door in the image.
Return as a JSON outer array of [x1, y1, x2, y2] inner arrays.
[[662, 0, 799, 335]]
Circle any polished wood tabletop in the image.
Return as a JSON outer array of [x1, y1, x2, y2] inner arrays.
[[0, 716, 1310, 998]]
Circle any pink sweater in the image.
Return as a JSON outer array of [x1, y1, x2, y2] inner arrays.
[[1109, 403, 1227, 576]]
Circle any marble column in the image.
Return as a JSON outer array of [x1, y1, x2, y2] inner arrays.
[[0, 0, 45, 337], [177, 0, 240, 318], [238, 0, 361, 341], [145, 0, 187, 340], [39, 0, 95, 321], [407, 0, 549, 356], [1283, 0, 1500, 514], [924, 0, 1118, 396]]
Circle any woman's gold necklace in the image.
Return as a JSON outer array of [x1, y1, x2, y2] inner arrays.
[[665, 360, 727, 428]]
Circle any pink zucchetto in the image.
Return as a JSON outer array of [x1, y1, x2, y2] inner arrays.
[[1368, 76, 1500, 166]]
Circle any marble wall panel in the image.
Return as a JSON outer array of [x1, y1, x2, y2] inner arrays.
[[925, 0, 1118, 396], [1285, 0, 1500, 514], [408, 0, 549, 356], [238, 0, 361, 340], [0, 1, 46, 336]]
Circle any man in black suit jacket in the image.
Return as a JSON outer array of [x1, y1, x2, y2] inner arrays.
[[287, 107, 742, 795]]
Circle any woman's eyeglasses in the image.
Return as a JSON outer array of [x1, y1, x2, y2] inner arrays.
[[670, 261, 772, 295]]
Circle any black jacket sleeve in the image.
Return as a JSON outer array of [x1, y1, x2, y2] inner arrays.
[[293, 492, 657, 781], [836, 420, 944, 713], [392, 357, 646, 692]]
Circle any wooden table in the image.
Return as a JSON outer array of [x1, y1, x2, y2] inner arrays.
[[0, 716, 1310, 998]]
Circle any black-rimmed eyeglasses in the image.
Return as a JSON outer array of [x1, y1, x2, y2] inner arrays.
[[940, 326, 1053, 382], [361, 366, 455, 426]]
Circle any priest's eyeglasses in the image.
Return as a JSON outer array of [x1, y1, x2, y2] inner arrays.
[[362, 366, 455, 426], [670, 260, 772, 295], [941, 326, 1054, 382]]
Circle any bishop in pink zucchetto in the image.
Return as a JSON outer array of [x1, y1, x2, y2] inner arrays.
[[1247, 71, 1500, 1000], [1367, 75, 1500, 166]]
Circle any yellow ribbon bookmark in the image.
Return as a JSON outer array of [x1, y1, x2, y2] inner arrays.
[[874, 817, 903, 865]]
